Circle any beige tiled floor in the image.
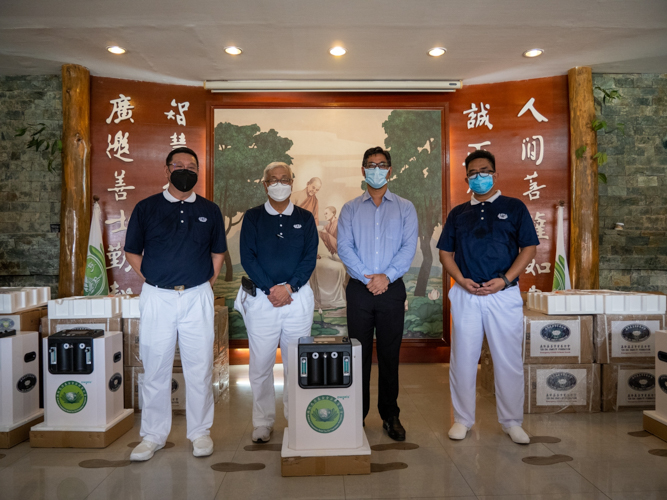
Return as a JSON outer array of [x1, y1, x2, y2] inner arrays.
[[1, 364, 666, 500]]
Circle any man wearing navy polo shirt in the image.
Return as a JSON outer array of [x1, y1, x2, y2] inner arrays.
[[235, 161, 318, 443], [438, 149, 538, 444], [338, 146, 418, 441], [124, 147, 226, 461]]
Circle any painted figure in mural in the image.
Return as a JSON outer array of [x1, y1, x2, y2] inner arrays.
[[235, 161, 318, 443], [292, 177, 322, 225], [437, 149, 538, 444], [124, 147, 226, 461], [313, 206, 347, 309], [338, 146, 419, 441]]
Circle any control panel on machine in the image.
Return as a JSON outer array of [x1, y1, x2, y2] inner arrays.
[[48, 329, 104, 375], [298, 336, 352, 389]]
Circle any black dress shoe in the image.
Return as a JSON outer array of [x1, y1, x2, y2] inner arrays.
[[382, 416, 406, 441]]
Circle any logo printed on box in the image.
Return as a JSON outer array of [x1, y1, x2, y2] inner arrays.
[[55, 381, 88, 413], [659, 375, 667, 395], [109, 373, 122, 392], [306, 395, 344, 434], [546, 372, 578, 391], [621, 324, 651, 343], [540, 323, 571, 342], [628, 372, 655, 391], [16, 373, 37, 393]]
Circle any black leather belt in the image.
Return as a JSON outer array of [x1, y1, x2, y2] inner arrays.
[[146, 280, 193, 291]]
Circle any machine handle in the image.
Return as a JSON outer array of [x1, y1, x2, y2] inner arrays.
[[114, 351, 122, 363], [24, 351, 37, 363], [658, 351, 667, 363]]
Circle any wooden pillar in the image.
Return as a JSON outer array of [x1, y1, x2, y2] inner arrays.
[[568, 66, 599, 289], [58, 64, 91, 297]]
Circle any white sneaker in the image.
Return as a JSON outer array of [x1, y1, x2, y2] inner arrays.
[[192, 435, 214, 457], [448, 423, 469, 440], [130, 440, 164, 461], [503, 425, 530, 444], [252, 426, 272, 443]]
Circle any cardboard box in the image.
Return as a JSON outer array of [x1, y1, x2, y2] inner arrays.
[[45, 316, 123, 336], [29, 410, 133, 448], [595, 314, 665, 364], [0, 306, 47, 334], [124, 366, 187, 413], [523, 308, 595, 364], [524, 363, 601, 413], [655, 330, 667, 420], [602, 363, 655, 412], [281, 454, 371, 477]]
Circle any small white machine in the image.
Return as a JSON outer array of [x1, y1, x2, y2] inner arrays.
[[283, 336, 370, 457], [42, 329, 125, 428], [656, 330, 667, 419], [0, 330, 42, 433]]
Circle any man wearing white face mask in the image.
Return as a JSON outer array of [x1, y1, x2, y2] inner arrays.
[[438, 149, 538, 444], [338, 147, 418, 441], [236, 161, 318, 443]]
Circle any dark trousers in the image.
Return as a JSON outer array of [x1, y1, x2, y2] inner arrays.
[[346, 278, 406, 421]]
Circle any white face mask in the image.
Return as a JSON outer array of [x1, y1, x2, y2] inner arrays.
[[267, 183, 292, 202]]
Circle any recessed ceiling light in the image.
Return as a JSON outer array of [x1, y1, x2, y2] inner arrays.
[[330, 46, 346, 57], [224, 46, 243, 55], [428, 47, 447, 57], [107, 46, 126, 55], [523, 48, 544, 58]]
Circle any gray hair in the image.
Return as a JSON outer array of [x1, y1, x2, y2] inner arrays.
[[263, 161, 293, 181]]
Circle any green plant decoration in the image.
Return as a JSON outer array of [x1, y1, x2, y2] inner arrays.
[[15, 123, 62, 172]]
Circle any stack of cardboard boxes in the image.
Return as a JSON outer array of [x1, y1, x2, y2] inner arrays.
[[121, 297, 230, 413], [481, 290, 665, 414]]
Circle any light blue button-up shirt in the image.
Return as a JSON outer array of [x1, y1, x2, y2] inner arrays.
[[338, 189, 419, 284]]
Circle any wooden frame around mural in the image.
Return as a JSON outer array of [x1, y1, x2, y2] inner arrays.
[[206, 92, 452, 363]]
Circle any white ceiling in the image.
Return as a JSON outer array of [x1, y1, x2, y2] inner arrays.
[[1, 0, 666, 87]]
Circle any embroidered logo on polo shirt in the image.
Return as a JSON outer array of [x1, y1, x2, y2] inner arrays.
[[199, 217, 207, 222], [498, 213, 508, 220], [293, 224, 302, 229]]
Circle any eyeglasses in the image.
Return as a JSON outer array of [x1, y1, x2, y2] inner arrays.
[[169, 162, 198, 172], [365, 162, 390, 170], [467, 171, 494, 180], [264, 179, 292, 186]]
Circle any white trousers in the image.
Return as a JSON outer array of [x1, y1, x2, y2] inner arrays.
[[449, 283, 524, 428], [235, 284, 314, 428], [139, 281, 215, 445]]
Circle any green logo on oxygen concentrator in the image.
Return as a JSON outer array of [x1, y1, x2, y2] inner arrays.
[[55, 381, 88, 413], [306, 395, 344, 433]]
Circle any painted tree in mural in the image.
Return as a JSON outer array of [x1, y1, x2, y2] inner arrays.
[[214, 122, 293, 280], [383, 109, 442, 297]]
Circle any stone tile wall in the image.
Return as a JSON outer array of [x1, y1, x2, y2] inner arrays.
[[595, 73, 667, 293], [0, 75, 61, 297]]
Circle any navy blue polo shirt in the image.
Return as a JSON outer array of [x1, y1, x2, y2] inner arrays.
[[437, 192, 539, 284], [240, 201, 318, 295], [124, 191, 227, 288]]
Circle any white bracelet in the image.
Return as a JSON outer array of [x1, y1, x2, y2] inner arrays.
[[283, 284, 293, 297]]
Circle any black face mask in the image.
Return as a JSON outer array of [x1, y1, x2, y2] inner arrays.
[[170, 169, 198, 192]]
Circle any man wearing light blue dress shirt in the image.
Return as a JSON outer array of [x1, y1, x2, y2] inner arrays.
[[338, 146, 418, 441]]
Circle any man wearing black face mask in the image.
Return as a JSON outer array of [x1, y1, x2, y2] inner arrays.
[[124, 147, 226, 461]]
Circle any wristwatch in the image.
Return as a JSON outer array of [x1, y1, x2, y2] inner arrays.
[[498, 273, 512, 290]]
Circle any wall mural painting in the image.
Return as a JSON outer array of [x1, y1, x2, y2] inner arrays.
[[212, 108, 444, 341]]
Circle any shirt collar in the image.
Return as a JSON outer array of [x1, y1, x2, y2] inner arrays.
[[264, 200, 294, 216], [471, 190, 501, 205], [362, 188, 394, 203], [163, 189, 196, 203]]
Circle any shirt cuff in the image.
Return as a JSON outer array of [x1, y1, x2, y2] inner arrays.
[[384, 268, 398, 283], [288, 278, 301, 292]]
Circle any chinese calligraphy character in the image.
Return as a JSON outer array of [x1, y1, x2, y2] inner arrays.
[[106, 131, 133, 163], [170, 132, 187, 149], [518, 97, 549, 122], [522, 135, 544, 166], [165, 99, 190, 126], [463, 102, 493, 130], [532, 212, 549, 239], [106, 94, 135, 124], [523, 171, 546, 201], [108, 170, 136, 201], [106, 243, 126, 269], [525, 260, 552, 276], [110, 281, 133, 295], [462, 141, 492, 166], [105, 210, 128, 234]]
